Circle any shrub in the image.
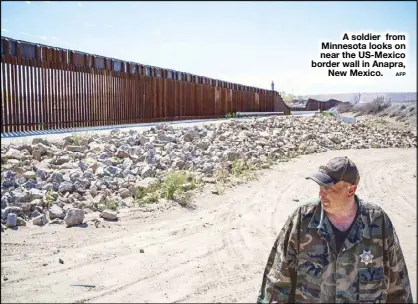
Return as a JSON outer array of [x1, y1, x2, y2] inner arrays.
[[352, 97, 392, 116], [231, 159, 257, 180], [45, 189, 55, 210], [336, 102, 354, 113], [160, 171, 198, 201], [213, 167, 230, 184], [134, 183, 162, 206], [104, 198, 118, 211]]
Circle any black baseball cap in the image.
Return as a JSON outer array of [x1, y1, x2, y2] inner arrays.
[[306, 156, 360, 187]]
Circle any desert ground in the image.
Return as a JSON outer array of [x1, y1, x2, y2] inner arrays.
[[1, 147, 416, 303]]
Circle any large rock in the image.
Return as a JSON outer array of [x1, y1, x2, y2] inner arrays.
[[138, 135, 148, 145], [119, 197, 134, 208], [15, 144, 32, 154], [16, 217, 27, 226], [2, 170, 16, 181], [5, 148, 25, 160], [31, 143, 50, 161], [100, 209, 118, 220], [64, 208, 84, 227], [6, 213, 17, 227], [19, 202, 33, 213], [22, 180, 40, 190], [157, 134, 177, 143], [33, 214, 48, 226], [23, 171, 36, 180], [29, 188, 46, 199], [2, 206, 23, 219], [174, 160, 185, 170], [48, 172, 64, 183], [119, 188, 131, 198], [183, 130, 199, 142], [1, 197, 8, 209], [196, 140, 210, 151], [31, 210, 42, 218], [104, 166, 122, 177], [121, 159, 134, 171], [48, 204, 65, 219], [10, 190, 34, 203], [36, 169, 49, 181], [32, 149, 43, 161], [116, 146, 131, 158], [125, 136, 138, 146], [59, 182, 74, 194]]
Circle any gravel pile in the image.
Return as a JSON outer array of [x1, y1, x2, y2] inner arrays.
[[1, 114, 415, 230]]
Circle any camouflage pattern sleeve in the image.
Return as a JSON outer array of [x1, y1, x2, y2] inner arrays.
[[386, 228, 413, 303], [257, 208, 300, 304]]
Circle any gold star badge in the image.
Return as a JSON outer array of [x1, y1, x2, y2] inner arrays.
[[359, 249, 374, 265]]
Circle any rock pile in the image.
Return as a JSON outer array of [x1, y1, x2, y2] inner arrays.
[[1, 115, 416, 230]]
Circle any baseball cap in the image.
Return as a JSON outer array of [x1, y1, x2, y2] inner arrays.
[[306, 156, 360, 187]]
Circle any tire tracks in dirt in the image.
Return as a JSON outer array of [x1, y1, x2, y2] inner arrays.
[[1, 148, 416, 303]]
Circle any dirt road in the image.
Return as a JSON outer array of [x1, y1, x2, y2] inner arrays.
[[1, 148, 416, 303]]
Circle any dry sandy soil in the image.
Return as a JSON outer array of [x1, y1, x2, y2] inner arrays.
[[1, 148, 416, 303]]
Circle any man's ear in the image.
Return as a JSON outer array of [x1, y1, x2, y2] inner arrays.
[[347, 185, 356, 197]]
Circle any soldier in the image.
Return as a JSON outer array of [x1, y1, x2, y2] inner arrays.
[[257, 156, 413, 303]]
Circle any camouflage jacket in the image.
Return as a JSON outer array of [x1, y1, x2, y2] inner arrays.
[[257, 196, 413, 303]]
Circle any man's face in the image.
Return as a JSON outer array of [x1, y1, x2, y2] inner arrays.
[[319, 181, 356, 210]]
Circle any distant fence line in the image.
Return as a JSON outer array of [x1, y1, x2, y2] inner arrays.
[[0, 36, 289, 133]]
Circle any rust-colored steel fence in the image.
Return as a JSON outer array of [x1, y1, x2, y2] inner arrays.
[[1, 37, 289, 133]]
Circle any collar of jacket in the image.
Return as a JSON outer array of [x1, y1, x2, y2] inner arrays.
[[307, 195, 371, 251]]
